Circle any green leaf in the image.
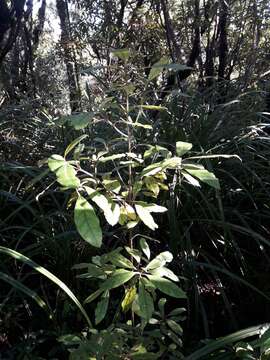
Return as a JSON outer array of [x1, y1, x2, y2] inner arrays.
[[146, 251, 173, 271], [185, 168, 220, 190], [140, 161, 164, 177], [168, 308, 186, 317], [176, 141, 193, 156], [143, 145, 170, 159], [110, 203, 121, 225], [167, 319, 183, 335], [64, 135, 88, 158], [161, 157, 182, 169], [74, 195, 102, 248], [48, 154, 65, 171], [126, 220, 139, 229], [95, 291, 109, 325], [150, 267, 179, 282], [122, 286, 137, 312], [186, 154, 242, 161], [64, 112, 94, 130], [84, 186, 116, 226], [100, 269, 135, 291], [145, 258, 164, 271], [158, 298, 167, 317], [145, 177, 160, 197], [121, 84, 136, 94], [74, 143, 85, 160], [111, 48, 130, 61], [182, 171, 200, 187], [108, 252, 135, 269], [138, 280, 154, 322], [84, 289, 103, 304], [146, 275, 187, 299], [56, 163, 80, 188], [48, 155, 80, 188], [99, 154, 126, 162], [144, 203, 167, 213], [148, 56, 169, 81], [76, 264, 104, 279], [166, 329, 183, 347], [103, 179, 121, 194], [140, 105, 167, 111], [182, 163, 204, 170], [135, 204, 158, 231], [58, 334, 82, 346], [125, 247, 141, 263], [140, 238, 150, 260]]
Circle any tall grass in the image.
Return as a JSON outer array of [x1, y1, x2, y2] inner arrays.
[[155, 84, 270, 338]]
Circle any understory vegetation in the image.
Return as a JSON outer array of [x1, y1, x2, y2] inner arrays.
[[1, 0, 270, 359]]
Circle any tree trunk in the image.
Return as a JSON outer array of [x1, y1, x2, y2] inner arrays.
[[56, 0, 81, 112], [218, 0, 228, 81], [0, 0, 26, 65]]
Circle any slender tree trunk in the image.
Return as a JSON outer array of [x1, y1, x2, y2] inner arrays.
[[160, 0, 181, 62], [218, 0, 228, 81], [116, 0, 128, 29], [56, 0, 81, 112], [33, 0, 46, 51]]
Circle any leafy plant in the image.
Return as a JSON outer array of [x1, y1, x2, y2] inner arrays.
[[74, 241, 185, 325]]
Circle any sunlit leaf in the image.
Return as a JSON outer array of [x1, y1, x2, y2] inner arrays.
[[122, 286, 137, 312], [176, 141, 193, 156], [147, 275, 186, 298], [110, 202, 121, 226], [146, 252, 173, 271], [140, 238, 150, 260], [125, 247, 141, 263], [135, 204, 158, 230], [150, 267, 179, 282], [182, 171, 200, 187], [84, 186, 116, 226], [99, 154, 126, 162], [185, 168, 220, 190], [48, 155, 80, 188]]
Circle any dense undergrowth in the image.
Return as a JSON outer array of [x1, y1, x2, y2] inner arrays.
[[1, 60, 270, 359]]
